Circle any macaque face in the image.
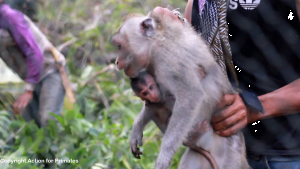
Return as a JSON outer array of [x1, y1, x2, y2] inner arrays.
[[111, 9, 182, 78], [135, 75, 161, 103], [110, 34, 131, 71], [111, 34, 148, 78], [111, 16, 152, 78], [111, 33, 149, 78]]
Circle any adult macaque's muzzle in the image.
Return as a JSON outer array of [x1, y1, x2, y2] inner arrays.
[[115, 57, 127, 70]]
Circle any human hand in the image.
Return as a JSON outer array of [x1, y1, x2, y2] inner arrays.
[[152, 7, 183, 24], [211, 93, 251, 137], [13, 90, 33, 115]]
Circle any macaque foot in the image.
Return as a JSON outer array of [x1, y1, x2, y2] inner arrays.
[[183, 120, 209, 148], [198, 65, 206, 78]]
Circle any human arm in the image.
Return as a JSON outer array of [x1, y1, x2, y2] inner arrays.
[[212, 78, 300, 137], [1, 7, 43, 113], [296, 0, 300, 21], [184, 0, 193, 24], [250, 78, 300, 121]]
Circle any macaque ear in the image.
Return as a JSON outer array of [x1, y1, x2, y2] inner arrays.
[[141, 18, 154, 37]]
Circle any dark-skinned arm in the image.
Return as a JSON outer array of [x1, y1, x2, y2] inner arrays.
[[250, 78, 300, 122], [212, 78, 300, 137], [296, 0, 300, 20], [184, 0, 193, 24]]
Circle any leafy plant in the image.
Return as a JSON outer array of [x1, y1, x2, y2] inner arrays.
[[0, 64, 186, 168]]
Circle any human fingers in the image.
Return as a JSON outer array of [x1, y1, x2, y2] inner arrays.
[[215, 94, 236, 111], [152, 7, 180, 22], [215, 118, 247, 137], [13, 100, 20, 115], [212, 94, 245, 123], [212, 109, 247, 131], [18, 98, 28, 110]]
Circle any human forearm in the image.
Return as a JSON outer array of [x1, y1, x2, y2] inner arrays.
[[249, 78, 300, 122], [296, 0, 300, 22], [184, 0, 193, 24], [13, 90, 33, 114]]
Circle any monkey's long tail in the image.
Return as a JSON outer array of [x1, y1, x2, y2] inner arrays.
[[191, 147, 219, 169]]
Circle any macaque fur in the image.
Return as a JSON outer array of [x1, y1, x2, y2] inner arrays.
[[130, 70, 218, 169], [111, 10, 250, 169]]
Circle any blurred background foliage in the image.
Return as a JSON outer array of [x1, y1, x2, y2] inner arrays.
[[0, 0, 187, 168]]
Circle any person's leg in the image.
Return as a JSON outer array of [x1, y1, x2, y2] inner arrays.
[[267, 155, 300, 169], [248, 154, 300, 169], [38, 70, 65, 127], [21, 84, 42, 127], [268, 161, 300, 169], [247, 155, 270, 169]]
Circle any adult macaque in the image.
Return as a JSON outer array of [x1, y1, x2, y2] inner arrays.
[[111, 8, 249, 169], [130, 70, 218, 169]]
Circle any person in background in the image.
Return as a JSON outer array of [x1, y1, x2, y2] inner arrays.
[[0, 0, 66, 127]]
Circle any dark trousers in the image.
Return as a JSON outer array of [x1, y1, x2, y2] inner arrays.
[[21, 70, 65, 127], [248, 154, 300, 169]]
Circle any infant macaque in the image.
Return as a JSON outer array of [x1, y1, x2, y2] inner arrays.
[[129, 70, 218, 169]]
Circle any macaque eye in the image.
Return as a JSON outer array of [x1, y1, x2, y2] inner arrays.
[[117, 44, 122, 50], [149, 85, 154, 90], [143, 92, 148, 96]]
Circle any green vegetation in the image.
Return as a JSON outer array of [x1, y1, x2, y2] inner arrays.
[[0, 0, 187, 168]]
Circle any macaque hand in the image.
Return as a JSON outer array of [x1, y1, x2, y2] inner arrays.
[[13, 90, 33, 115], [130, 129, 144, 159]]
